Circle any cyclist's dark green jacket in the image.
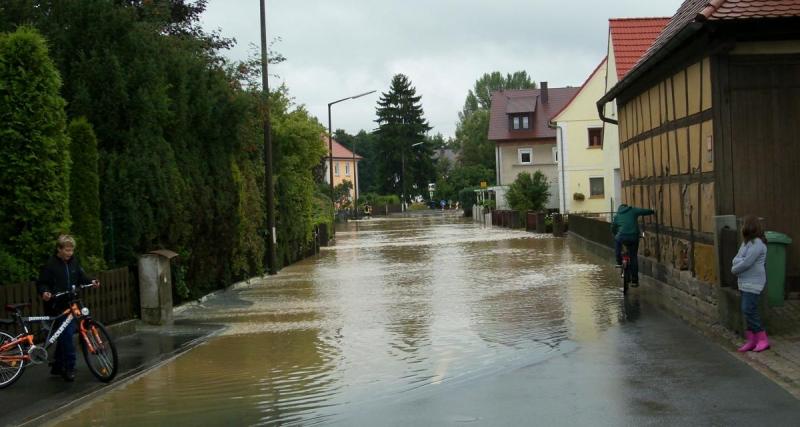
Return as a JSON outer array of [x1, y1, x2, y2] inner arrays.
[[611, 204, 655, 241], [36, 255, 93, 314]]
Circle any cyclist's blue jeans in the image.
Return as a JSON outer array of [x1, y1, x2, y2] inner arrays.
[[615, 237, 640, 282], [54, 317, 77, 371], [741, 291, 764, 332]]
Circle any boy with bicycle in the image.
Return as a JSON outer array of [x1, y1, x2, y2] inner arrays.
[[611, 204, 655, 286], [36, 235, 99, 382]]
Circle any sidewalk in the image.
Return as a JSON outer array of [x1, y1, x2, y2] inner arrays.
[[709, 299, 800, 400], [1, 320, 222, 427], [570, 232, 800, 400]]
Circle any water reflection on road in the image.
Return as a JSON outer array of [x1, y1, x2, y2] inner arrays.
[[53, 212, 627, 426]]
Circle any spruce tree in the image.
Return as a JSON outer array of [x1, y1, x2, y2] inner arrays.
[[68, 118, 104, 266], [373, 74, 433, 201], [0, 27, 71, 282]]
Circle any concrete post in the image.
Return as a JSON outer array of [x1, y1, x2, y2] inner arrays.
[[138, 249, 178, 325]]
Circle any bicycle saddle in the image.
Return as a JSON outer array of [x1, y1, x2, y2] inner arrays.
[[4, 303, 30, 312]]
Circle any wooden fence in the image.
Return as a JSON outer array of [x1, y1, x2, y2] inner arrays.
[[1, 267, 134, 332]]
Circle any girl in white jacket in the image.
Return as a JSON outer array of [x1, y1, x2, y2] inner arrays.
[[732, 215, 769, 352]]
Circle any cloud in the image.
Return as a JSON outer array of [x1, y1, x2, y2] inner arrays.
[[201, 0, 684, 138]]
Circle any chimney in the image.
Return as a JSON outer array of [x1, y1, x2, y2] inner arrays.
[[540, 81, 548, 104]]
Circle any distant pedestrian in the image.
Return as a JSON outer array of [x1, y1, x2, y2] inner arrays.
[[440, 199, 446, 210], [733, 215, 769, 353], [36, 234, 100, 381]]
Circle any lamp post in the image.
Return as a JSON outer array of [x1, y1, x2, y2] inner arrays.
[[352, 138, 359, 219], [328, 90, 376, 228], [401, 141, 425, 212], [260, 0, 277, 275]]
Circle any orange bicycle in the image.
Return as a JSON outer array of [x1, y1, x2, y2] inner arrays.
[[0, 284, 118, 388]]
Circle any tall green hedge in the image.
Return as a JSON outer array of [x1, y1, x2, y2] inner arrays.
[[0, 27, 71, 282], [68, 117, 103, 266], [0, 3, 330, 299]]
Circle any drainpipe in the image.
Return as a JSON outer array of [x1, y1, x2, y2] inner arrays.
[[548, 120, 567, 214]]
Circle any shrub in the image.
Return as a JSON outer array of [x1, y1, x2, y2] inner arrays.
[[506, 172, 550, 212]]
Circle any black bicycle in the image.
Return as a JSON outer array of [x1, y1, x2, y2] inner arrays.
[[0, 284, 118, 389]]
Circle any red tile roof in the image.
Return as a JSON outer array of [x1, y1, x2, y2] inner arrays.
[[488, 86, 580, 142], [633, 0, 800, 86], [600, 0, 800, 107], [325, 135, 362, 160], [701, 0, 800, 20], [609, 18, 671, 79]]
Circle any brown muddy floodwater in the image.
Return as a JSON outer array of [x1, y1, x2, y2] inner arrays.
[[52, 212, 627, 426]]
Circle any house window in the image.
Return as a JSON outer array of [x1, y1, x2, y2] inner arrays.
[[345, 162, 350, 176], [590, 177, 604, 197], [334, 162, 340, 176], [510, 114, 531, 130], [588, 128, 603, 148], [518, 148, 533, 165], [552, 146, 558, 163]]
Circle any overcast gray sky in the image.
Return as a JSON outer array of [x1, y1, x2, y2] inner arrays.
[[200, 0, 684, 139]]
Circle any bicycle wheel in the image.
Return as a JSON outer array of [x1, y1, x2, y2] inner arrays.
[[79, 320, 118, 382], [0, 331, 26, 389], [622, 261, 630, 294]]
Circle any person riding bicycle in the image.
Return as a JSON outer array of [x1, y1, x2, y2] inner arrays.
[[35, 234, 100, 382], [611, 204, 655, 286]]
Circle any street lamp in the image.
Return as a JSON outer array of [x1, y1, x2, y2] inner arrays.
[[401, 141, 424, 212], [328, 90, 376, 228], [259, 0, 277, 275]]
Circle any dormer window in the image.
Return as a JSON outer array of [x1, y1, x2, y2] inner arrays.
[[509, 114, 530, 130]]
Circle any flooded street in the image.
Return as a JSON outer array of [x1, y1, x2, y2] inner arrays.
[[51, 213, 800, 426]]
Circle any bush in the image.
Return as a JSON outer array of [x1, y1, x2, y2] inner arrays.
[[360, 193, 401, 206], [506, 172, 550, 212]]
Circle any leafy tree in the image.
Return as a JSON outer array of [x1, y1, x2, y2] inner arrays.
[[0, 26, 71, 282], [333, 180, 354, 209], [506, 172, 551, 213], [374, 74, 433, 202], [455, 71, 536, 172], [334, 129, 379, 194], [436, 163, 494, 203], [68, 117, 104, 267]]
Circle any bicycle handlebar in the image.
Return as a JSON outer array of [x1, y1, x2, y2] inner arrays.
[[52, 283, 97, 299]]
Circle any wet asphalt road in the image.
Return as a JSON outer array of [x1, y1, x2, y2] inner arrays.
[[47, 212, 800, 426]]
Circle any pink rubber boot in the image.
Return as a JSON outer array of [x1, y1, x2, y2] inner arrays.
[[753, 330, 770, 352], [737, 330, 756, 352]]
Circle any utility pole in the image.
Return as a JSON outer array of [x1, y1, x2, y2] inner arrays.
[[260, 0, 277, 275]]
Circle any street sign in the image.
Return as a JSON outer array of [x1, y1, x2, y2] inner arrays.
[[480, 181, 488, 189]]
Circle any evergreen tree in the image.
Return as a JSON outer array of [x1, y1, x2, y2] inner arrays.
[[373, 74, 433, 202], [68, 117, 104, 266], [0, 27, 71, 282]]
